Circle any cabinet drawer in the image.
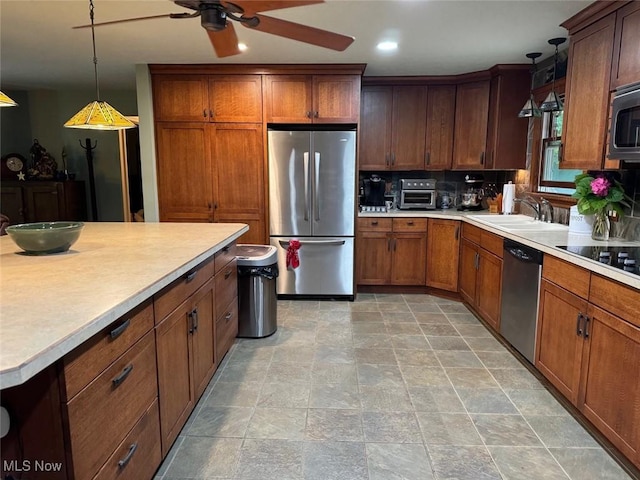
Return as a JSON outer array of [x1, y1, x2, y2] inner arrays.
[[215, 259, 238, 320], [480, 230, 503, 258], [93, 399, 161, 480], [66, 332, 158, 480], [154, 257, 215, 322], [542, 255, 591, 299], [589, 274, 640, 328], [214, 242, 237, 274], [216, 299, 238, 364], [358, 217, 392, 232], [392, 218, 428, 233], [462, 223, 482, 244], [62, 301, 154, 401]]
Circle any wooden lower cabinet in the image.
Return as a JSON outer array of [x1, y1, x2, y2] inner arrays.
[[356, 218, 427, 286], [458, 238, 478, 303], [425, 219, 460, 291]]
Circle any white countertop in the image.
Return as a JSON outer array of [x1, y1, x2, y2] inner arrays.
[[360, 209, 640, 290], [0, 222, 248, 389]]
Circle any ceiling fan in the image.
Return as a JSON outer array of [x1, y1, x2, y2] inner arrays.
[[73, 0, 355, 58]]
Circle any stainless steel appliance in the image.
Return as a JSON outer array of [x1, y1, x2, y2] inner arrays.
[[268, 128, 356, 298], [399, 178, 437, 209], [500, 239, 543, 364], [609, 81, 640, 162], [457, 174, 485, 211]]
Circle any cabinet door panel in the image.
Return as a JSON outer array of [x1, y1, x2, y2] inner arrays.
[[25, 184, 63, 222], [313, 75, 360, 123], [153, 75, 208, 122], [357, 231, 391, 285], [156, 123, 212, 222], [359, 86, 392, 170], [562, 14, 615, 170], [425, 85, 456, 170], [190, 278, 216, 400], [391, 233, 427, 286], [426, 219, 460, 292], [458, 239, 477, 305], [610, 2, 640, 90], [391, 86, 427, 170], [1, 186, 25, 224], [264, 75, 312, 123], [155, 303, 194, 455], [535, 280, 587, 404], [475, 249, 502, 331], [209, 75, 262, 123], [453, 80, 490, 169], [579, 304, 640, 462]]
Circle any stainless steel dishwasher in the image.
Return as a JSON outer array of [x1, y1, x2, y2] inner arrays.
[[500, 238, 543, 364]]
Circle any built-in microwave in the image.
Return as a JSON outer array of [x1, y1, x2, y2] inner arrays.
[[609, 81, 640, 162]]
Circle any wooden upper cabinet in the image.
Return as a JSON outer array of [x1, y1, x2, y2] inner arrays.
[[156, 123, 213, 222], [562, 13, 616, 170], [359, 86, 393, 170], [485, 68, 530, 169], [208, 75, 262, 123], [610, 1, 640, 90], [359, 85, 427, 170], [153, 74, 262, 122], [452, 80, 490, 169], [425, 85, 456, 170], [264, 74, 360, 123]]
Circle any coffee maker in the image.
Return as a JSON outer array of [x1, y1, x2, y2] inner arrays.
[[457, 174, 485, 211], [361, 174, 386, 206]]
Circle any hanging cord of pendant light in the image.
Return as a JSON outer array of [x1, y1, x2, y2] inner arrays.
[[518, 52, 542, 118], [89, 0, 100, 101], [540, 37, 566, 112]]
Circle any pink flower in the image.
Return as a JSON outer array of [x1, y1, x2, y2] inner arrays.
[[590, 177, 610, 197]]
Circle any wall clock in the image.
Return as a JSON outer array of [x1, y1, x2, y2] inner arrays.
[[1, 153, 27, 180]]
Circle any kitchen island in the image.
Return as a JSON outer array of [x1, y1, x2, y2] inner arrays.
[[0, 222, 247, 480]]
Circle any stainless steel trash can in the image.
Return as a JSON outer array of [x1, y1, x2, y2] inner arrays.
[[236, 244, 278, 338]]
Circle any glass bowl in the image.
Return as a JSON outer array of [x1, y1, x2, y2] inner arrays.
[[5, 221, 84, 255]]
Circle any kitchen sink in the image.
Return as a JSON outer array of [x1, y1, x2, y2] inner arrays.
[[467, 214, 568, 232]]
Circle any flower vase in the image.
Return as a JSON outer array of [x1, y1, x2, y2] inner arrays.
[[591, 210, 610, 241]]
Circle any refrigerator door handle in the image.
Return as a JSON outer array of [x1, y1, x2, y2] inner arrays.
[[278, 239, 346, 248], [303, 152, 310, 221], [314, 152, 321, 221]]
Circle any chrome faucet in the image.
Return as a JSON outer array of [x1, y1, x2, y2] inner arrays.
[[514, 196, 541, 221], [540, 197, 554, 223]]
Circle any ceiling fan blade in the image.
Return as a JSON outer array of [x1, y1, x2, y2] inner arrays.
[[246, 14, 354, 51], [227, 0, 323, 15], [207, 22, 242, 57], [73, 13, 171, 29]]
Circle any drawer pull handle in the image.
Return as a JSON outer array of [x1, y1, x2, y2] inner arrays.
[[407, 221, 414, 225], [225, 312, 232, 322], [185, 271, 197, 283], [371, 221, 378, 226], [118, 442, 138, 469], [223, 245, 230, 252], [224, 269, 232, 279], [109, 318, 131, 340], [112, 364, 134, 388]]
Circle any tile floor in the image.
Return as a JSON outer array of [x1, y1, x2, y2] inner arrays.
[[155, 294, 636, 480]]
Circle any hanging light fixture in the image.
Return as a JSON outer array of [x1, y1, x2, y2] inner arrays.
[[518, 52, 543, 118], [64, 0, 136, 130], [0, 91, 18, 107], [540, 37, 567, 112]]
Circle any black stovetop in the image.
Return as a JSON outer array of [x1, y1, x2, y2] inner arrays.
[[556, 245, 640, 277]]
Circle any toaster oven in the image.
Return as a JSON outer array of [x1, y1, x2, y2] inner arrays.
[[399, 178, 437, 209]]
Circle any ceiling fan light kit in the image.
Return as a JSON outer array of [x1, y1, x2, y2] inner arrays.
[[76, 0, 354, 59], [0, 91, 18, 107], [539, 37, 567, 113], [65, 0, 136, 130]]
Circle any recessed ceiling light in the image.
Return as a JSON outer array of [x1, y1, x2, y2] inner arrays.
[[377, 41, 398, 52], [238, 43, 248, 52]]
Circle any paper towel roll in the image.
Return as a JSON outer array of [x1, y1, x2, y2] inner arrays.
[[502, 182, 515, 214]]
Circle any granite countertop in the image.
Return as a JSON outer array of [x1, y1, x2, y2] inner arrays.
[[0, 222, 248, 389], [359, 209, 640, 290]]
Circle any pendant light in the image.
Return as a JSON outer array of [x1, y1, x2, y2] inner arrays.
[[518, 52, 542, 118], [0, 91, 18, 107], [540, 37, 567, 112], [64, 0, 136, 130]]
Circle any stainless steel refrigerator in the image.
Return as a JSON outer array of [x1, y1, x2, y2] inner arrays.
[[268, 128, 356, 298]]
